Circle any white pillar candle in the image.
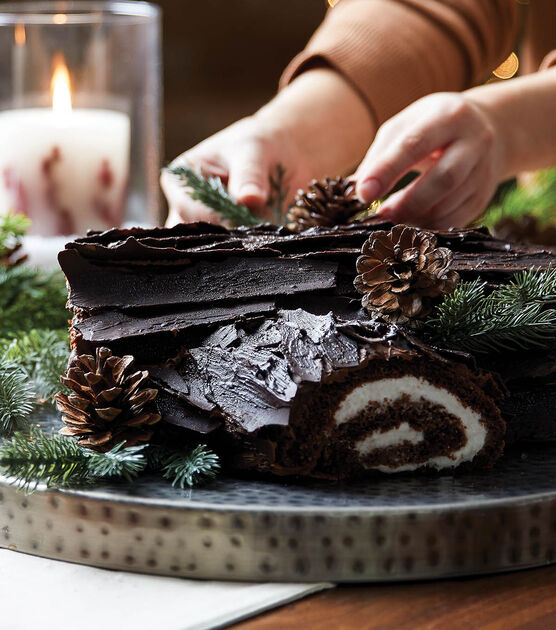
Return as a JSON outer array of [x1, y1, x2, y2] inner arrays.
[[0, 55, 130, 236], [0, 108, 130, 236]]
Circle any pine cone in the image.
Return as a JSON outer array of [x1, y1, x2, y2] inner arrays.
[[55, 347, 161, 452], [287, 177, 367, 231], [354, 225, 459, 325]]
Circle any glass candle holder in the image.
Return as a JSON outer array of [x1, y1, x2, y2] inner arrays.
[[0, 1, 162, 236]]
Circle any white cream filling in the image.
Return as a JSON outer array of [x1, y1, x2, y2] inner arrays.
[[357, 422, 424, 453], [334, 376, 486, 472]]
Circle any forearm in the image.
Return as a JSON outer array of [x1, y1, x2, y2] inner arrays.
[[281, 0, 519, 128], [255, 68, 375, 177], [466, 69, 556, 178]]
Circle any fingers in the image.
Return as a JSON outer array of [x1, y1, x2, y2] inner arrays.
[[227, 145, 270, 212], [356, 122, 455, 204], [376, 140, 479, 223], [161, 154, 226, 225], [380, 163, 493, 229], [355, 94, 480, 204]]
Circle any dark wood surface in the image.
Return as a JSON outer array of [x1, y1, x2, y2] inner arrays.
[[233, 565, 556, 629]]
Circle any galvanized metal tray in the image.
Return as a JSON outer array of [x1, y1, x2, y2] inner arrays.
[[1, 413, 555, 582]]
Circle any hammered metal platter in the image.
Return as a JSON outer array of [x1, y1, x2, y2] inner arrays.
[[1, 411, 555, 582]]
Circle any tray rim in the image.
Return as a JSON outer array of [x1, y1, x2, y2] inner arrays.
[[1, 474, 555, 513]]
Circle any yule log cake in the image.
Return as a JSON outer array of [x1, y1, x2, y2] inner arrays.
[[57, 219, 556, 479]]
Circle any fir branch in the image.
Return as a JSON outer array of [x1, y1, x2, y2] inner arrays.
[[162, 444, 220, 488], [0, 431, 148, 493], [166, 165, 259, 227], [0, 431, 90, 492], [1, 329, 69, 401], [490, 267, 556, 307], [0, 364, 35, 436], [147, 443, 220, 488], [266, 163, 289, 224], [0, 212, 30, 258], [427, 278, 487, 335], [0, 266, 68, 336], [86, 443, 148, 482], [427, 268, 556, 354], [480, 168, 556, 229]]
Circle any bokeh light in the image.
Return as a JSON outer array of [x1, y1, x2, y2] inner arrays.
[[493, 52, 519, 79]]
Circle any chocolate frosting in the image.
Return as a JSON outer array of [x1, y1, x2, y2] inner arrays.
[[58, 221, 556, 440]]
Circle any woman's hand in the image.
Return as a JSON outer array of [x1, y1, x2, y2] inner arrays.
[[162, 116, 312, 226], [355, 92, 506, 229], [162, 68, 375, 227]]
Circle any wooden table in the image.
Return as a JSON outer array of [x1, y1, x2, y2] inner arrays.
[[233, 565, 556, 629]]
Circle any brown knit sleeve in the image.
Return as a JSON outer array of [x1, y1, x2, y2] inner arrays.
[[280, 0, 520, 127]]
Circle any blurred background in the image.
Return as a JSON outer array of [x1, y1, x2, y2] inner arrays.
[[161, 0, 326, 161]]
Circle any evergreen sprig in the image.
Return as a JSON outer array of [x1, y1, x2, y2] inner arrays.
[[427, 268, 556, 354], [147, 443, 220, 488], [0, 431, 148, 493], [480, 169, 556, 229], [0, 212, 30, 258], [166, 165, 260, 227], [1, 329, 70, 401], [85, 443, 148, 483], [0, 364, 35, 436], [0, 266, 68, 335]]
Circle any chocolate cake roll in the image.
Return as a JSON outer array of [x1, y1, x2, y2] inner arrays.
[[154, 310, 505, 478], [57, 220, 556, 479]]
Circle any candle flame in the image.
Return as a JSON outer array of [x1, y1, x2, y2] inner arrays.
[[14, 23, 26, 46], [51, 54, 72, 114]]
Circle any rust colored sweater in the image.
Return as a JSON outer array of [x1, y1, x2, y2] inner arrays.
[[281, 0, 556, 127]]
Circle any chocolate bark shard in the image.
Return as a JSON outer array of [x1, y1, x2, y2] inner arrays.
[[150, 364, 216, 413], [155, 389, 221, 434], [60, 249, 339, 311], [176, 310, 385, 434], [75, 300, 276, 343]]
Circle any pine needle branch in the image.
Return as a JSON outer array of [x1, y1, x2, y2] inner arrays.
[[0, 364, 35, 436], [479, 168, 556, 229], [0, 266, 68, 336], [86, 443, 148, 482], [147, 443, 220, 488], [490, 267, 556, 306], [427, 268, 556, 354], [0, 431, 90, 492], [0, 431, 148, 493], [166, 165, 260, 227], [1, 329, 70, 401], [0, 212, 30, 259]]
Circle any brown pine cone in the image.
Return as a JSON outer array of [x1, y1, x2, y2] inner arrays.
[[354, 225, 459, 325], [286, 177, 367, 232], [55, 347, 161, 452]]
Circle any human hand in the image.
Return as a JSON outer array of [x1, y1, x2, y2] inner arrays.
[[161, 116, 312, 227], [162, 68, 375, 227], [355, 93, 506, 229]]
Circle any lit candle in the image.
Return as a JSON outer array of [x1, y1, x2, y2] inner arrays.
[[0, 53, 130, 236]]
